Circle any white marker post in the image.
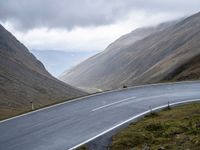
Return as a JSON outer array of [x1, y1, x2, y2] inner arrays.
[[149, 106, 152, 114], [30, 101, 34, 110], [168, 101, 170, 109]]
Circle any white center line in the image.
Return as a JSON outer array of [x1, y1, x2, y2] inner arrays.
[[92, 96, 136, 111], [70, 99, 200, 150]]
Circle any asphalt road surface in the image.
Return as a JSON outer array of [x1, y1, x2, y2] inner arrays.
[[1, 81, 200, 150]]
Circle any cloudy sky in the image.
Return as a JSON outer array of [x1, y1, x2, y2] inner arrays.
[[0, 0, 200, 52]]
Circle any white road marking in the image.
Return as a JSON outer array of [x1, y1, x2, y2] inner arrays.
[[69, 99, 200, 150], [92, 96, 136, 111], [92, 93, 178, 112], [0, 81, 198, 123]]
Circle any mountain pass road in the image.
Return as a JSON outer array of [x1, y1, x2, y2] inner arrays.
[[0, 81, 200, 150]]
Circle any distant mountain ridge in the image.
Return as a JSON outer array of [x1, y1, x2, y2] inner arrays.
[[0, 24, 86, 119], [60, 12, 200, 91], [31, 50, 97, 77]]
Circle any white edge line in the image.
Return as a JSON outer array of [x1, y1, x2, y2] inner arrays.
[[1, 80, 199, 123], [68, 99, 200, 150]]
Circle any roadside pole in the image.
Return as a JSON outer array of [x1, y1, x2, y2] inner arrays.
[[30, 101, 34, 110]]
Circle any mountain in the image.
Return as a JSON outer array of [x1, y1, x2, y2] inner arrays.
[[31, 50, 98, 77], [60, 12, 200, 91], [0, 24, 86, 119]]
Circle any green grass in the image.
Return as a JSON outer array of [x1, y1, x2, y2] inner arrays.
[[111, 103, 200, 150], [76, 145, 88, 150]]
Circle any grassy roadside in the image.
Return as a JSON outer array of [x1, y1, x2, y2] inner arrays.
[[111, 103, 200, 150]]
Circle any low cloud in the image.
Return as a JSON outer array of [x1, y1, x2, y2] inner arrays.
[[0, 0, 199, 31], [1, 0, 199, 51], [4, 11, 185, 52]]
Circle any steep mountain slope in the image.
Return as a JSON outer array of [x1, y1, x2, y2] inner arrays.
[[163, 54, 200, 81], [60, 12, 200, 91], [122, 12, 200, 86], [60, 17, 189, 90], [0, 24, 86, 119]]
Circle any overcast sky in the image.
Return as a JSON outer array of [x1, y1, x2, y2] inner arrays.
[[0, 0, 200, 52]]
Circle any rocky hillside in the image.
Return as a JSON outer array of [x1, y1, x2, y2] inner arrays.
[[0, 24, 86, 119], [60, 12, 200, 91], [163, 54, 200, 82]]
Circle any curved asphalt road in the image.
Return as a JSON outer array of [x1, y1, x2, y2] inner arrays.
[[1, 81, 200, 150]]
